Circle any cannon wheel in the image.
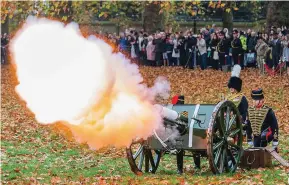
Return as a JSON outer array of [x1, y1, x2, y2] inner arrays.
[[126, 139, 162, 175], [207, 100, 243, 174]]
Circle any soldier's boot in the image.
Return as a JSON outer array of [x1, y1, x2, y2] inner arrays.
[[260, 131, 269, 147], [193, 154, 201, 169], [176, 150, 183, 174]]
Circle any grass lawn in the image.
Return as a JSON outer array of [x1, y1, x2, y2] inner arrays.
[[1, 65, 289, 184]]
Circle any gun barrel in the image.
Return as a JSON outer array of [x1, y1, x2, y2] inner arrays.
[[154, 105, 188, 123]]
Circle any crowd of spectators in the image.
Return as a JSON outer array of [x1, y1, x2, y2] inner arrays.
[[2, 25, 289, 78], [103, 24, 289, 75]]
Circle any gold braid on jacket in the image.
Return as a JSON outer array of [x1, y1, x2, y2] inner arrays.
[[217, 40, 225, 53], [226, 92, 243, 108], [248, 105, 270, 136], [231, 39, 239, 49]]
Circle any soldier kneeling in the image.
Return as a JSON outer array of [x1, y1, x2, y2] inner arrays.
[[246, 89, 279, 149]]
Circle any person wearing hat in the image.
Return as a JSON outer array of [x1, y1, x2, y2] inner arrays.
[[255, 36, 269, 74], [171, 95, 201, 174], [231, 29, 244, 68], [226, 64, 249, 125], [269, 31, 282, 68], [246, 88, 279, 148], [217, 31, 230, 70]]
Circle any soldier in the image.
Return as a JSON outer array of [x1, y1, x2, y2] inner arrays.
[[217, 31, 230, 70], [231, 29, 244, 68], [255, 36, 269, 74], [171, 95, 200, 174], [226, 64, 249, 124], [246, 89, 279, 149]]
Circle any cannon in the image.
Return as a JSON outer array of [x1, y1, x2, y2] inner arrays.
[[126, 100, 243, 175]]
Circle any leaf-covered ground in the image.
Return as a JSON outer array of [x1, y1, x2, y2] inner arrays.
[[1, 65, 289, 184]]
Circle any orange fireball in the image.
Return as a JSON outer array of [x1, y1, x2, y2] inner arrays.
[[10, 16, 170, 149]]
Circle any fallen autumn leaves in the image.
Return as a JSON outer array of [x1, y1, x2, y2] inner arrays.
[[1, 64, 289, 184]]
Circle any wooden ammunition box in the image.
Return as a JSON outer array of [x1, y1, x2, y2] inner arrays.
[[240, 147, 272, 169]]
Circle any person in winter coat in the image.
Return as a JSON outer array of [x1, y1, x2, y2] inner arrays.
[[203, 29, 211, 47], [197, 34, 207, 70], [178, 32, 186, 67], [146, 35, 156, 66], [166, 34, 174, 66], [172, 34, 180, 66], [281, 34, 289, 83], [141, 34, 149, 65], [118, 32, 128, 52], [153, 33, 165, 66], [255, 37, 269, 74], [1, 33, 8, 64], [247, 32, 257, 53], [129, 35, 137, 59], [281, 34, 289, 63], [209, 32, 219, 70], [269, 32, 282, 68], [138, 32, 144, 63], [185, 32, 197, 69]]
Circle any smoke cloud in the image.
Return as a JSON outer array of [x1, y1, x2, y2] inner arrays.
[[10, 16, 171, 149]]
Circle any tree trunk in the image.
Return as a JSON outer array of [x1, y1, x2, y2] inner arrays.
[[116, 22, 120, 36], [266, 1, 289, 34], [266, 1, 279, 34], [1, 17, 9, 35], [222, 3, 233, 34], [143, 3, 164, 33]]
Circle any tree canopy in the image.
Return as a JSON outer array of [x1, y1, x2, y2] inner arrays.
[[1, 1, 288, 34]]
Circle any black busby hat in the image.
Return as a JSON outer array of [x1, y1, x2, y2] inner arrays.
[[228, 65, 242, 92], [172, 95, 185, 105], [251, 88, 264, 100]]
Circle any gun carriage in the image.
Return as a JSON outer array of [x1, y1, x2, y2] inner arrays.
[[126, 100, 243, 175]]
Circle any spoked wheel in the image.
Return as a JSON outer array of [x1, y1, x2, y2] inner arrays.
[[207, 100, 243, 174], [126, 139, 162, 175]]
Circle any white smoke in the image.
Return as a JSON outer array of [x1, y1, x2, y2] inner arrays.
[[10, 16, 172, 149], [155, 124, 181, 146]]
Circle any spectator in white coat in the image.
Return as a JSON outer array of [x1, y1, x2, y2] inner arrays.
[[197, 34, 207, 70]]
